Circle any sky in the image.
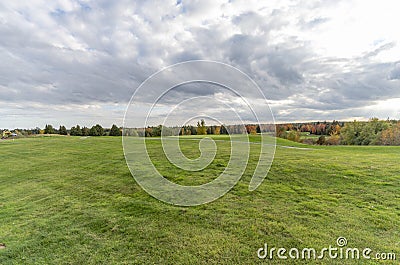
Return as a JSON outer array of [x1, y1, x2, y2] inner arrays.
[[1, 0, 400, 129]]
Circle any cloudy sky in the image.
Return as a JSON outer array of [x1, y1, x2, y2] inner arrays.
[[1, 0, 399, 129]]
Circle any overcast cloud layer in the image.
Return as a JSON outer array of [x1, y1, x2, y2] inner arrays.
[[1, 0, 400, 128]]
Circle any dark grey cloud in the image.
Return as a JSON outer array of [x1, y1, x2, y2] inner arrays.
[[265, 48, 304, 85]]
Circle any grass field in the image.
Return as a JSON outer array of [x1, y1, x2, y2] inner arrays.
[[0, 136, 399, 264]]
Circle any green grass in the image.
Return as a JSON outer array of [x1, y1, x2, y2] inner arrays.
[[0, 136, 399, 264]]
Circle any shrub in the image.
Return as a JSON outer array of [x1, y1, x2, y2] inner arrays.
[[316, 135, 326, 145], [301, 138, 316, 145], [287, 130, 300, 142], [377, 122, 400, 145], [326, 134, 340, 145]]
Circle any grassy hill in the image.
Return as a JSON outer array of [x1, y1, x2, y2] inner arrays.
[[0, 136, 399, 264]]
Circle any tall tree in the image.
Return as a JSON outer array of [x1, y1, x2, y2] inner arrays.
[[95, 124, 104, 136], [190, 125, 197, 135], [220, 125, 228, 135], [81, 126, 89, 136], [44, 124, 55, 134], [145, 127, 153, 137], [70, 125, 82, 136], [76, 125, 82, 136], [109, 124, 121, 136], [245, 125, 257, 135], [89, 126, 99, 136], [59, 125, 68, 135], [196, 119, 207, 135], [70, 126, 76, 136]]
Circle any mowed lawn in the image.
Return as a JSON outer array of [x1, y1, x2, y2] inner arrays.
[[0, 136, 399, 264]]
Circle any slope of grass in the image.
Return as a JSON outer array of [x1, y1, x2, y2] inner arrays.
[[0, 136, 399, 264]]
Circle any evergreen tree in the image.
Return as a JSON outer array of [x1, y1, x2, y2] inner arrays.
[[59, 125, 68, 135], [152, 125, 162, 137], [196, 119, 207, 135], [190, 125, 197, 135], [109, 124, 121, 136], [95, 124, 104, 136], [70, 126, 76, 136], [70, 125, 82, 136], [76, 125, 82, 136], [220, 125, 228, 135], [81, 127, 89, 136], [89, 126, 99, 136], [44, 124, 55, 134]]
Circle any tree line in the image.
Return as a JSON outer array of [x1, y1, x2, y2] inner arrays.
[[276, 120, 344, 137], [340, 118, 400, 145], [277, 118, 400, 146], [1, 124, 122, 137], [52, 124, 121, 136], [123, 119, 276, 137], [3, 118, 400, 145], [124, 118, 400, 146]]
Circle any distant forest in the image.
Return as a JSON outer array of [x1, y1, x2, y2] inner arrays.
[[123, 118, 400, 146], [2, 118, 400, 146], [1, 124, 122, 138], [275, 118, 400, 146]]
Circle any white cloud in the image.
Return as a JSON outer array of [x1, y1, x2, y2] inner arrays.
[[0, 0, 400, 128]]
